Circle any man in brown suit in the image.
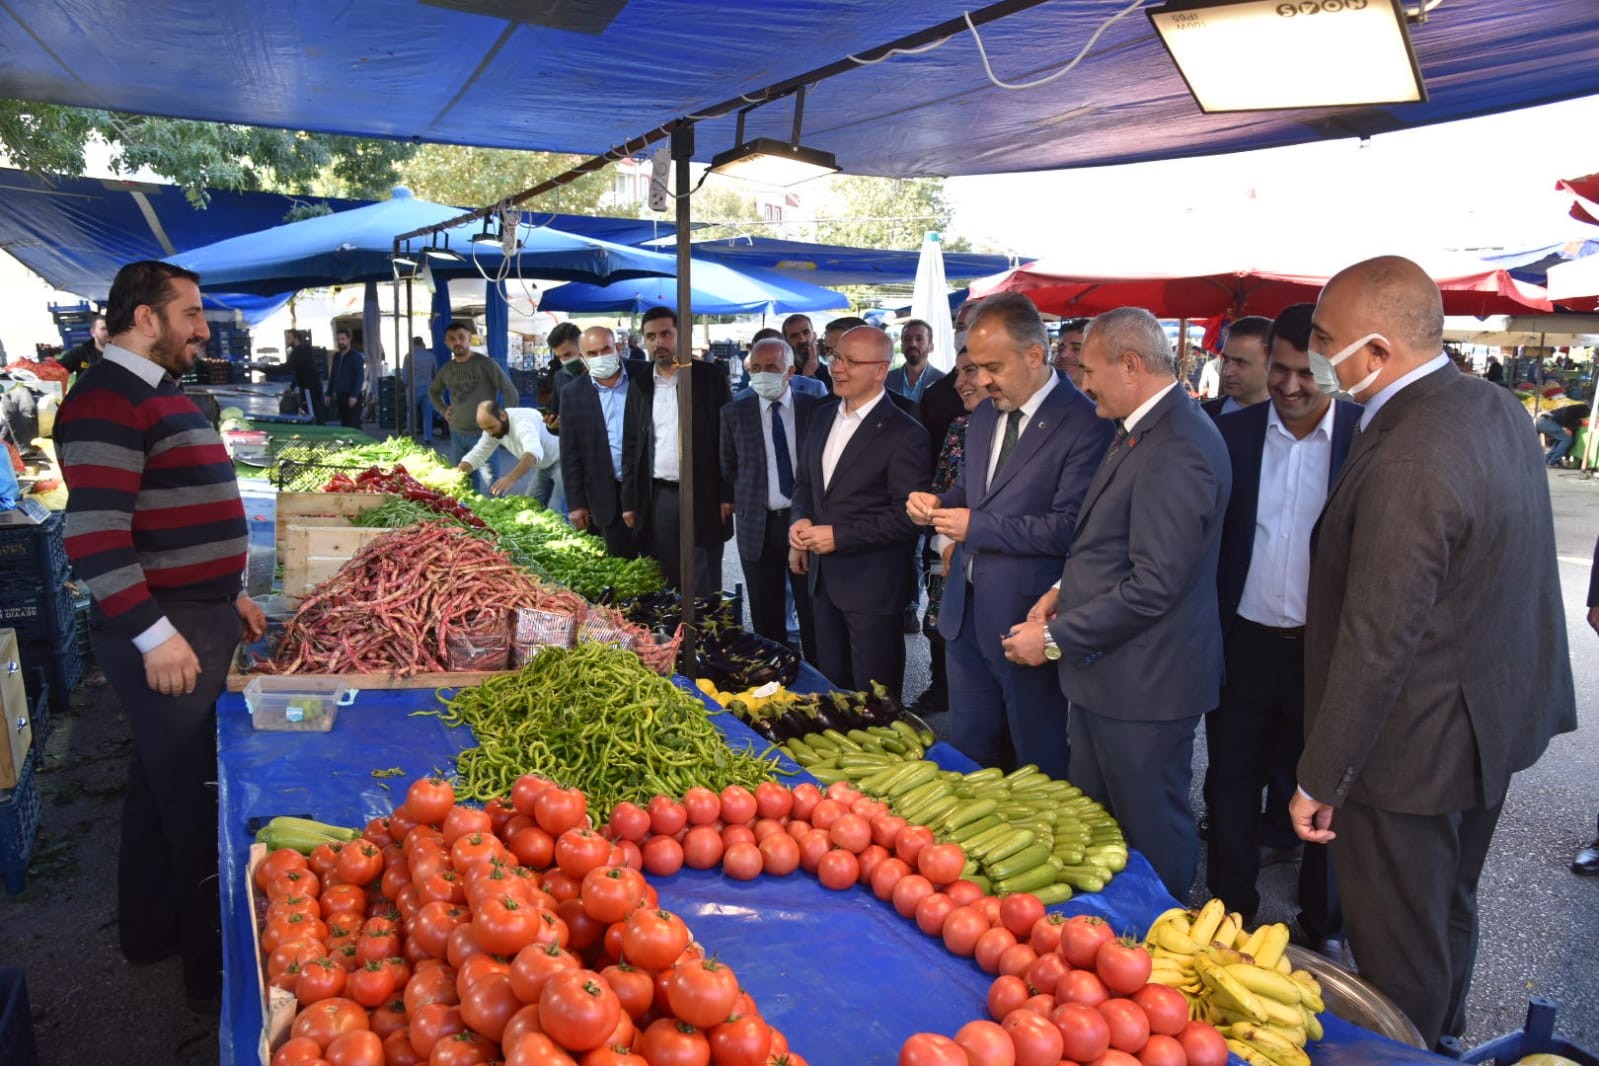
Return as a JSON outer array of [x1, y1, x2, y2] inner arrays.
[[1291, 256, 1577, 1048]]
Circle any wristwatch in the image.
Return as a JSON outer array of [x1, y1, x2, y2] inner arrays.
[[1042, 627, 1061, 661]]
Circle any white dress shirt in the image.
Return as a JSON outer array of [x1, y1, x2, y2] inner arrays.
[[760, 387, 797, 510], [1360, 352, 1450, 430], [1218, 396, 1244, 416], [1236, 401, 1336, 629], [652, 367, 680, 480], [1123, 381, 1180, 435], [821, 388, 887, 490], [460, 408, 560, 473]]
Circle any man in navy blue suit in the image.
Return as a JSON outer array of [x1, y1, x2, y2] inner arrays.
[[1209, 302, 1359, 960], [907, 294, 1111, 777], [790, 326, 928, 699]]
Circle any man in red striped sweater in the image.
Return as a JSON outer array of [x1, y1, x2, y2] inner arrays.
[[56, 260, 266, 1011]]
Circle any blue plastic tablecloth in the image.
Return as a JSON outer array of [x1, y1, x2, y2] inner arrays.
[[216, 681, 1450, 1065]]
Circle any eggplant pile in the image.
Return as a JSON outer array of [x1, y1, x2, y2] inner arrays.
[[725, 681, 929, 745], [697, 629, 801, 690], [621, 591, 740, 640]]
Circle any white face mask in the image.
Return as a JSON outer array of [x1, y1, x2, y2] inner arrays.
[[1309, 332, 1386, 399], [749, 371, 788, 401], [558, 353, 582, 366], [583, 353, 621, 379]]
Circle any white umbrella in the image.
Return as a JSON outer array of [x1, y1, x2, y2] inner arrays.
[[911, 231, 957, 373]]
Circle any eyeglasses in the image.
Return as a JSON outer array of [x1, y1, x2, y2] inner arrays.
[[833, 357, 889, 369]]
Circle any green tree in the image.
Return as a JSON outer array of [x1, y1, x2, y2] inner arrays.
[[399, 144, 617, 213], [812, 176, 970, 252], [0, 99, 415, 206]]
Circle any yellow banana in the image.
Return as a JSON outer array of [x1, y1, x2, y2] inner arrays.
[[1289, 971, 1326, 1014], [1226, 1039, 1279, 1066], [1301, 1005, 1324, 1042], [1203, 944, 1248, 966], [1241, 923, 1271, 959], [1229, 1023, 1312, 1066], [1226, 963, 1307, 1006], [1156, 922, 1204, 955], [1275, 953, 1293, 975], [1189, 898, 1226, 946], [1254, 923, 1291, 969], [1143, 906, 1193, 947], [1262, 1022, 1308, 1048], [1213, 914, 1239, 950], [1195, 956, 1270, 1024], [1147, 968, 1191, 989], [1257, 996, 1310, 1033]]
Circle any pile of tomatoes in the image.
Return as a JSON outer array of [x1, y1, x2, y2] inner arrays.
[[256, 774, 803, 1065], [900, 913, 1232, 1066]]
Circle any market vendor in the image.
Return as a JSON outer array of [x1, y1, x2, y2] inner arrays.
[[429, 320, 520, 494], [56, 260, 267, 1014], [58, 314, 108, 376], [457, 399, 562, 500]]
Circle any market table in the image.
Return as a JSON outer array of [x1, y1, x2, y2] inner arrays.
[[216, 682, 1451, 1065]]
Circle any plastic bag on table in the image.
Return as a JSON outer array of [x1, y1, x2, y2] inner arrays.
[[577, 607, 634, 652], [512, 606, 576, 648], [445, 608, 511, 671]]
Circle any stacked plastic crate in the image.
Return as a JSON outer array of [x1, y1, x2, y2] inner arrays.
[[0, 515, 83, 725]]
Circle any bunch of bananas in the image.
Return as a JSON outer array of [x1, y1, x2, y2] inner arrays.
[[1144, 899, 1326, 1066]]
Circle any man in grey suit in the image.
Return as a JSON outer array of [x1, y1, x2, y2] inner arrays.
[[1291, 256, 1576, 1048], [720, 337, 820, 656], [1008, 307, 1231, 899]]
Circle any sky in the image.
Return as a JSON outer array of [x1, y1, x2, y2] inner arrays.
[[945, 92, 1599, 266]]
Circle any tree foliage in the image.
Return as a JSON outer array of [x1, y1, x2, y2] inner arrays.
[[813, 175, 969, 251], [398, 143, 619, 214], [0, 99, 415, 207]]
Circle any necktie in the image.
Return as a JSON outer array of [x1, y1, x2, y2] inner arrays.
[[992, 409, 1024, 479], [771, 401, 794, 499], [1104, 420, 1128, 463]]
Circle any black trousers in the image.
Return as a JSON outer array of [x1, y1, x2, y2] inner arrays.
[[333, 391, 361, 428], [1333, 799, 1502, 1046], [1069, 706, 1200, 900], [649, 479, 723, 594], [741, 508, 814, 658], [94, 599, 241, 999], [811, 568, 906, 701], [1205, 619, 1340, 936]]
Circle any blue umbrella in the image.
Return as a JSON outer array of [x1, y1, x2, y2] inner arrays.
[[168, 187, 674, 294], [539, 259, 846, 315]]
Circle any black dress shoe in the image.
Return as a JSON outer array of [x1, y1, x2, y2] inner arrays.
[[1259, 843, 1303, 867], [1573, 838, 1599, 875], [902, 607, 920, 634]]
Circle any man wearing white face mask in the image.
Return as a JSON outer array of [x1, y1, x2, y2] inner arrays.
[[1293, 256, 1576, 1048], [720, 337, 821, 655], [558, 326, 641, 558]]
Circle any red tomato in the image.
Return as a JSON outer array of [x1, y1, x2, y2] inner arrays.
[[721, 841, 763, 880], [666, 958, 741, 1030], [941, 905, 990, 957], [797, 830, 832, 873], [601, 961, 655, 1021], [946, 879, 985, 907], [642, 834, 685, 877], [648, 795, 689, 837], [718, 785, 758, 826], [915, 843, 966, 887], [534, 787, 590, 837], [383, 1028, 425, 1066], [827, 812, 872, 853], [1059, 914, 1116, 969], [753, 781, 793, 821], [444, 922, 491, 970], [1137, 1033, 1188, 1066], [430, 1029, 496, 1065], [987, 974, 1031, 1022], [440, 806, 492, 848], [1048, 1001, 1111, 1063], [914, 892, 957, 937], [348, 960, 397, 1008], [1022, 992, 1055, 1016], [807, 798, 844, 831], [557, 897, 608, 953], [1056, 968, 1109, 1007], [1029, 914, 1067, 955], [581, 865, 647, 924], [290, 997, 370, 1051], [1025, 951, 1069, 996], [891, 873, 935, 919], [784, 819, 812, 841], [1095, 937, 1154, 996], [1098, 998, 1151, 1053], [997, 943, 1038, 978], [757, 832, 800, 877], [870, 813, 908, 850], [509, 942, 580, 1005], [324, 1029, 384, 1066], [721, 824, 756, 849], [998, 893, 1045, 938], [296, 958, 348, 1006], [751, 818, 785, 842], [971, 895, 1003, 927], [456, 954, 508, 995], [474, 895, 539, 956], [640, 1018, 712, 1066], [403, 963, 461, 1016], [975, 926, 1018, 974], [1177, 1021, 1230, 1066], [509, 773, 555, 817], [457, 973, 522, 1043], [851, 797, 888, 820], [509, 826, 555, 869], [1001, 1009, 1064, 1066], [788, 783, 823, 821], [855, 844, 891, 885], [899, 1033, 968, 1066], [893, 825, 936, 868], [681, 787, 722, 826], [539, 969, 621, 1052], [555, 829, 612, 879], [608, 802, 651, 842], [1132, 984, 1191, 1037], [816, 848, 860, 890], [869, 856, 912, 901], [620, 909, 690, 970], [500, 1004, 545, 1051], [448, 833, 502, 876], [405, 779, 456, 826], [954, 1019, 1016, 1066], [617, 838, 644, 871], [407, 1002, 466, 1058], [682, 826, 726, 870], [708, 1012, 773, 1066]]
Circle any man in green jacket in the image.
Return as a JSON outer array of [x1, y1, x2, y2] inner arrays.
[[429, 320, 519, 492]]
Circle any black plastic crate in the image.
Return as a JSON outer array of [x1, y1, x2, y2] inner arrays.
[[23, 672, 49, 750], [0, 514, 69, 591], [0, 580, 75, 644], [20, 631, 82, 717], [0, 744, 41, 896], [1444, 998, 1598, 1065], [0, 968, 38, 1066]]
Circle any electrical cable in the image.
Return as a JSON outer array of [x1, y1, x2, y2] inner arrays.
[[965, 0, 1147, 91]]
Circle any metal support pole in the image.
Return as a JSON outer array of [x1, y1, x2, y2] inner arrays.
[[406, 278, 417, 437], [392, 280, 404, 437], [674, 122, 698, 678]]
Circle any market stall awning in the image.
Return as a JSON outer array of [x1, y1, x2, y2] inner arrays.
[[693, 237, 1022, 286], [2, 3, 1599, 177], [969, 258, 1554, 318], [1480, 241, 1599, 286], [538, 259, 847, 316], [168, 188, 675, 295]]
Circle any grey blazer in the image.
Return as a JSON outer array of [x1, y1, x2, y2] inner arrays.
[[1301, 364, 1576, 813], [719, 389, 821, 563], [1048, 386, 1231, 721]]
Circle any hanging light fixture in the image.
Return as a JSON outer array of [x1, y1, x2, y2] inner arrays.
[[709, 87, 840, 187], [392, 242, 419, 268], [424, 233, 465, 262], [469, 215, 501, 245], [1147, 0, 1426, 113]]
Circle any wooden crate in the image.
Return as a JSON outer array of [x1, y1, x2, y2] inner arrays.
[[226, 656, 514, 693], [279, 524, 394, 604], [245, 842, 297, 1065], [272, 491, 396, 565], [0, 630, 31, 790]]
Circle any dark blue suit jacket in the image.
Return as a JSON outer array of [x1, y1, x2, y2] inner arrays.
[[720, 389, 821, 563], [791, 392, 929, 615], [936, 376, 1112, 642], [1214, 398, 1361, 633]]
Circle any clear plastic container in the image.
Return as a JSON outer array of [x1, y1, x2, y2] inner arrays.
[[242, 676, 357, 732]]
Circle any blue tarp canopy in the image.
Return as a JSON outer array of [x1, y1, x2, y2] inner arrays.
[[539, 259, 848, 316], [168, 188, 675, 295], [3, 3, 1597, 177], [1481, 240, 1599, 286], [693, 237, 1020, 285]]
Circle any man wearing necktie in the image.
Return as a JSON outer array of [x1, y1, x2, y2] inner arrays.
[[1006, 306, 1231, 899], [790, 326, 929, 699], [721, 337, 821, 656], [907, 294, 1109, 776]]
